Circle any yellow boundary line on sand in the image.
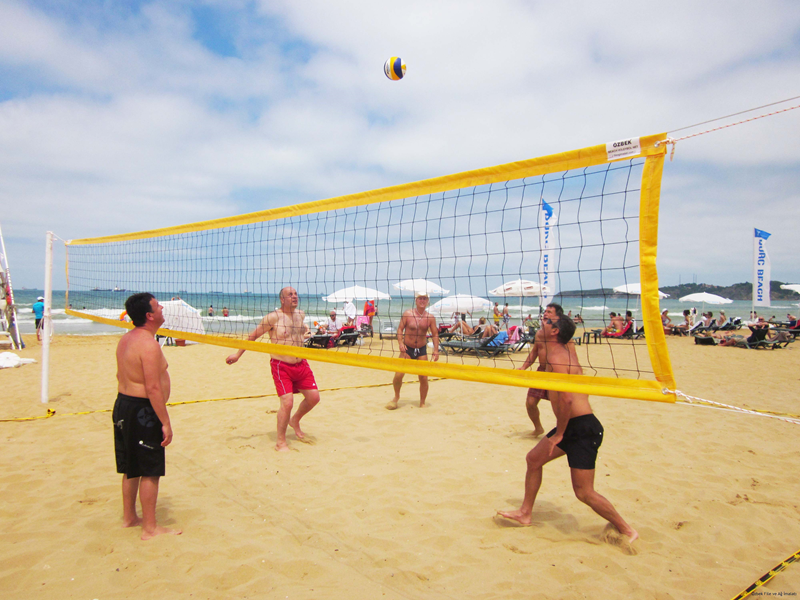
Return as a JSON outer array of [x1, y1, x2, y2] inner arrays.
[[0, 380, 432, 422]]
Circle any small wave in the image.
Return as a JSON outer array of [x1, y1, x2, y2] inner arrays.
[[582, 306, 610, 311]]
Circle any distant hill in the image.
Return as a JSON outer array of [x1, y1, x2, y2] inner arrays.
[[659, 281, 798, 301], [557, 281, 799, 301]]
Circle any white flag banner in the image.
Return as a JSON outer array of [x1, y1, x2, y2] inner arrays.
[[538, 199, 558, 306], [753, 228, 771, 307]]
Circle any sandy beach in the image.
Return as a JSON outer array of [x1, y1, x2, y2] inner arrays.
[[1, 332, 799, 599]]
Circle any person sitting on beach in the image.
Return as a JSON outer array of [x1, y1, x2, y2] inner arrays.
[[388, 291, 439, 410], [673, 309, 691, 334], [114, 293, 181, 540], [718, 317, 770, 347], [661, 309, 672, 333], [716, 310, 727, 328], [497, 314, 638, 551], [449, 313, 477, 336], [326, 310, 344, 332], [226, 287, 320, 452], [786, 314, 798, 328], [601, 312, 624, 336], [482, 319, 499, 339], [574, 313, 583, 324]]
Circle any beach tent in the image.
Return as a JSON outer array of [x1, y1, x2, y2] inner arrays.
[[393, 279, 449, 296], [324, 286, 391, 303], [162, 299, 205, 335], [429, 294, 493, 316]]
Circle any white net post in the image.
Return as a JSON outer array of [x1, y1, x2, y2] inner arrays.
[[41, 231, 54, 404]]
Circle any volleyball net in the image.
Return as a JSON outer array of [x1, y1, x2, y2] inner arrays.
[[65, 133, 676, 402]]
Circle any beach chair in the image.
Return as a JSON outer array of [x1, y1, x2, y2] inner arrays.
[[305, 334, 334, 349], [693, 334, 719, 346], [602, 322, 632, 339], [440, 333, 499, 356], [335, 326, 360, 347]]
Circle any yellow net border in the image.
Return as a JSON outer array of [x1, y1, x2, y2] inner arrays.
[[65, 133, 676, 403]]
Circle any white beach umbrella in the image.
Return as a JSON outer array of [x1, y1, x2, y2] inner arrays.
[[162, 300, 205, 335], [393, 279, 449, 296], [613, 283, 669, 299], [489, 279, 550, 325], [429, 294, 493, 316], [323, 285, 391, 302], [488, 279, 550, 297], [679, 292, 733, 315], [678, 292, 733, 305], [780, 284, 800, 294]]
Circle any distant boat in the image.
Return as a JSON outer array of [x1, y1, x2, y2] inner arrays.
[[91, 287, 111, 292], [113, 286, 126, 292]]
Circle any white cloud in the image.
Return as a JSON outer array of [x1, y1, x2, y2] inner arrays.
[[0, 0, 799, 289]]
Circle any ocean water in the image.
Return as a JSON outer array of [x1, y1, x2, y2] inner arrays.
[[9, 289, 798, 337]]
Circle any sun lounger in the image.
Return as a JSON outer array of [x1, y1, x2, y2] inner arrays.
[[305, 334, 334, 348], [440, 333, 499, 356]]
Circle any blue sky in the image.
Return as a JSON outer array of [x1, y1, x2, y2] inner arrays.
[[1, 0, 799, 290]]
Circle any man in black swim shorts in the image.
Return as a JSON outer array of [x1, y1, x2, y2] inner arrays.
[[388, 291, 439, 410], [114, 293, 181, 540], [498, 315, 637, 549]]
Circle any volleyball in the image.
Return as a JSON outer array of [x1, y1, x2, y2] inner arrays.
[[384, 57, 406, 81]]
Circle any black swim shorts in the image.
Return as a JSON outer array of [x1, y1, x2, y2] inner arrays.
[[404, 345, 427, 359], [112, 393, 166, 478], [546, 413, 604, 470]]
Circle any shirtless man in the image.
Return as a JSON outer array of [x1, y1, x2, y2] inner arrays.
[[601, 311, 625, 336], [226, 287, 320, 452], [114, 293, 181, 540], [387, 291, 439, 409], [498, 314, 638, 552], [518, 303, 579, 436]]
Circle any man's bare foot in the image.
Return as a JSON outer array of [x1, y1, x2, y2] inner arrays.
[[275, 441, 291, 452], [419, 401, 426, 408], [532, 426, 545, 437], [123, 516, 142, 528], [288, 417, 305, 439], [495, 510, 533, 526], [600, 523, 639, 555], [141, 525, 182, 540], [385, 399, 399, 410]]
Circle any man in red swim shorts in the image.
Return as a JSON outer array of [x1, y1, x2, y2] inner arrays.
[[226, 287, 320, 452]]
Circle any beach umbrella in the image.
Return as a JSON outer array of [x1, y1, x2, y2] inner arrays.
[[679, 292, 733, 315], [162, 299, 205, 336], [613, 283, 669, 299], [429, 294, 493, 316], [488, 279, 550, 297], [393, 279, 449, 296], [780, 284, 800, 294], [489, 279, 550, 325], [323, 285, 391, 303]]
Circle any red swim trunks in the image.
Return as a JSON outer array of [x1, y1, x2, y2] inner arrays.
[[270, 359, 317, 396], [526, 364, 548, 400]]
